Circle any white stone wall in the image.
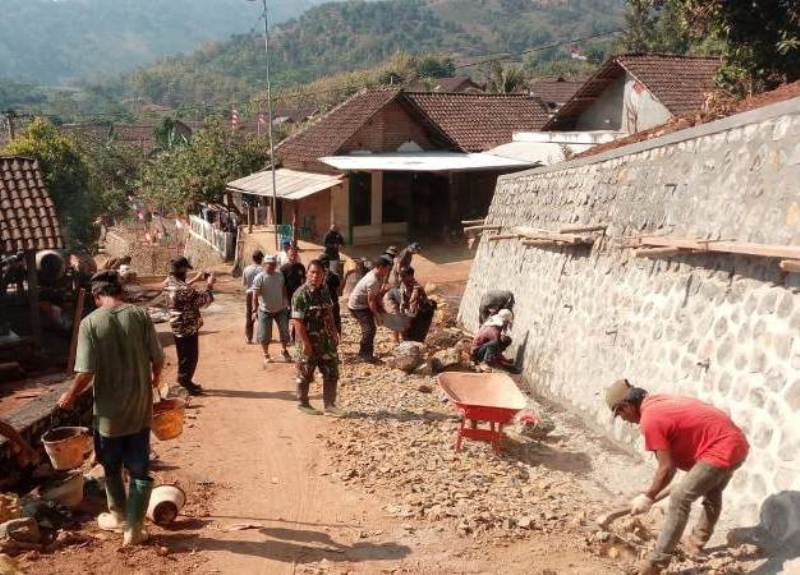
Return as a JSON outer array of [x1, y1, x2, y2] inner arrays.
[[460, 97, 800, 527]]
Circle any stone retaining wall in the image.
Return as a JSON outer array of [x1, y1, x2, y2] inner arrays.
[[459, 97, 800, 527]]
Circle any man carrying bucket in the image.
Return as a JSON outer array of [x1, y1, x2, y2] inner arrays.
[[57, 270, 165, 546]]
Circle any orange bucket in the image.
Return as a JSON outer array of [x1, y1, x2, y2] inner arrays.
[[41, 426, 92, 471], [152, 399, 185, 441]]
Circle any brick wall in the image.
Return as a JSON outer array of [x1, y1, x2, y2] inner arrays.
[[341, 101, 440, 153], [281, 189, 332, 243], [460, 97, 800, 532]]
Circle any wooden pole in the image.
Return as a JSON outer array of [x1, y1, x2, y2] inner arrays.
[[779, 260, 800, 273], [23, 251, 42, 348], [635, 236, 800, 260], [559, 223, 608, 234], [635, 247, 689, 258], [488, 234, 522, 242], [461, 218, 486, 226], [463, 224, 502, 233], [66, 288, 86, 374]]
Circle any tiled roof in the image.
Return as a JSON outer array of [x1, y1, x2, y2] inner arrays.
[[402, 92, 550, 152], [544, 54, 721, 130], [618, 54, 721, 115], [0, 156, 64, 254], [276, 89, 402, 167], [529, 78, 583, 106], [433, 76, 483, 93]]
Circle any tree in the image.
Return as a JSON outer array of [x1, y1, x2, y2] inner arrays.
[[4, 118, 93, 249], [681, 0, 800, 93], [485, 62, 527, 94], [79, 139, 145, 224], [138, 119, 268, 213]]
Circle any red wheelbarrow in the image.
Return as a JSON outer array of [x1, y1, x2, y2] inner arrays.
[[438, 372, 527, 453]]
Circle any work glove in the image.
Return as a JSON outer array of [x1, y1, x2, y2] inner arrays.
[[630, 494, 654, 515]]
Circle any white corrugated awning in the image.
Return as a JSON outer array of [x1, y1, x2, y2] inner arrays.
[[318, 152, 534, 172], [226, 168, 342, 201]]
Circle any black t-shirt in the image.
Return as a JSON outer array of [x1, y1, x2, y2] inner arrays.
[[281, 262, 307, 298], [325, 271, 341, 305]]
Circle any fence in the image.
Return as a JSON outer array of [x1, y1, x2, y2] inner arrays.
[[189, 215, 236, 261]]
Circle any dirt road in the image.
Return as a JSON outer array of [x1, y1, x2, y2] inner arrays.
[[30, 274, 624, 574]]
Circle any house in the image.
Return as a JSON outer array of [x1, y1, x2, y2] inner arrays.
[[529, 77, 584, 113], [226, 89, 549, 245], [272, 106, 318, 126], [60, 121, 194, 154], [432, 76, 484, 94], [544, 54, 721, 134], [1, 156, 64, 349]]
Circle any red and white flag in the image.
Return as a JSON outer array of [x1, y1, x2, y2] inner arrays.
[[231, 108, 241, 130]]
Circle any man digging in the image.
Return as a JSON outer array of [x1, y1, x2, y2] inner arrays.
[[58, 270, 165, 546], [292, 259, 342, 416], [605, 379, 749, 575]]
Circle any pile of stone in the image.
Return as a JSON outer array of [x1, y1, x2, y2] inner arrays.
[[328, 314, 603, 540]]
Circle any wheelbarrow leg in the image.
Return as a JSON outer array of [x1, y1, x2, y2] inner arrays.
[[493, 423, 505, 453], [455, 419, 465, 452]]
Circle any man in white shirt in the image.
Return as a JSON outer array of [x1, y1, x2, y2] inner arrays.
[[251, 255, 291, 364], [241, 250, 264, 344]]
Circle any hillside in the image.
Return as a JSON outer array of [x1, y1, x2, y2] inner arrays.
[[0, 0, 331, 85], [123, 0, 624, 109]]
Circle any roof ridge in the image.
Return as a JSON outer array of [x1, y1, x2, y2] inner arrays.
[[402, 91, 533, 98], [617, 52, 722, 61]]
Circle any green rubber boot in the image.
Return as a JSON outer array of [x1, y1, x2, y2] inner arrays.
[[123, 478, 153, 546], [97, 469, 127, 532]]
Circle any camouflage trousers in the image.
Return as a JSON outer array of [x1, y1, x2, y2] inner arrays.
[[295, 355, 339, 407]]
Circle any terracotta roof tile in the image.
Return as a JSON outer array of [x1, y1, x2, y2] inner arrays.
[[529, 78, 584, 106], [544, 54, 721, 130], [276, 89, 402, 170], [0, 156, 64, 254], [402, 92, 549, 152]]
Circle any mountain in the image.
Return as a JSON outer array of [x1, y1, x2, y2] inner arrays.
[[124, 0, 624, 109], [0, 0, 332, 85]]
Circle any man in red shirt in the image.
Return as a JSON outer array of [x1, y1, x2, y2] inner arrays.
[[605, 379, 749, 575]]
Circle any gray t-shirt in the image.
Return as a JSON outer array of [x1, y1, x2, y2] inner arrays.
[[347, 269, 382, 311], [252, 270, 288, 312], [242, 263, 262, 292]]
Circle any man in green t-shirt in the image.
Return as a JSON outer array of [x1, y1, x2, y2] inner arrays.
[[58, 270, 165, 546]]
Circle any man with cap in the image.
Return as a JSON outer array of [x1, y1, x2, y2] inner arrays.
[[242, 250, 264, 344], [251, 254, 292, 364], [471, 309, 514, 368], [291, 259, 341, 416], [605, 379, 749, 574], [165, 257, 215, 395], [347, 255, 392, 362], [57, 270, 165, 546]]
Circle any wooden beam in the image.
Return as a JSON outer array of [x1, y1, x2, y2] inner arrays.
[[488, 234, 521, 242], [463, 224, 502, 233], [24, 251, 42, 348], [461, 218, 486, 226], [635, 247, 691, 258], [637, 236, 800, 260], [779, 260, 800, 273], [559, 224, 608, 234]]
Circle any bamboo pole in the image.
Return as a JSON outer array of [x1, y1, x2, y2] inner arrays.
[[636, 236, 800, 260], [463, 224, 502, 233], [461, 218, 487, 226]]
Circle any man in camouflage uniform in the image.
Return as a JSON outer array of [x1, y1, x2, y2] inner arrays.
[[291, 259, 341, 416], [165, 257, 215, 395]]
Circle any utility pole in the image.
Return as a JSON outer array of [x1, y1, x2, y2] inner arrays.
[[249, 0, 279, 250]]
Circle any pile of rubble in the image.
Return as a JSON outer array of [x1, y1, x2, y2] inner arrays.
[[327, 308, 601, 541], [321, 301, 767, 574]]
